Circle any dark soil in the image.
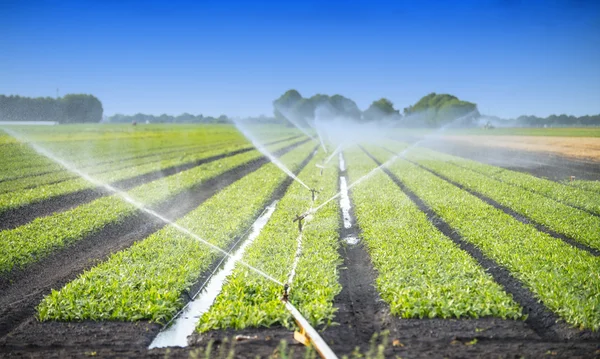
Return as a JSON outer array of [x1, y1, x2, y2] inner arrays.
[[0, 136, 306, 231], [421, 139, 600, 181], [1, 141, 599, 358], [327, 153, 388, 350]]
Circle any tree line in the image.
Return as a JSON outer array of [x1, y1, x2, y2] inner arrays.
[[272, 90, 600, 128], [272, 90, 478, 127], [0, 94, 103, 123]]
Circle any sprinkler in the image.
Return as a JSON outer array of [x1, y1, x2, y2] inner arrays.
[[309, 188, 320, 202], [316, 163, 324, 176], [282, 283, 290, 302], [293, 213, 307, 232]]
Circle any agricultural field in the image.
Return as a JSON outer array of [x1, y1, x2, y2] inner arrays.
[[0, 124, 600, 358]]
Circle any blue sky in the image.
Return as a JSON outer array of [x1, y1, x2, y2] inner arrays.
[[1, 0, 599, 118]]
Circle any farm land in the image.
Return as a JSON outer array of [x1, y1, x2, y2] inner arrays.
[[0, 124, 599, 358]]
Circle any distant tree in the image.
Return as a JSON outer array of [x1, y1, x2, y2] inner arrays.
[[273, 90, 362, 125], [61, 94, 103, 123], [404, 93, 478, 127], [362, 98, 401, 122], [0, 94, 102, 123]]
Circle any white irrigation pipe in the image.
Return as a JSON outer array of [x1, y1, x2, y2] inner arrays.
[[283, 300, 338, 359]]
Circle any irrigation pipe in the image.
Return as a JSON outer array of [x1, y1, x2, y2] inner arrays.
[[283, 299, 338, 359]]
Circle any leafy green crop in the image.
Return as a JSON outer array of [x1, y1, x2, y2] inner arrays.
[[37, 142, 315, 323], [403, 149, 600, 250], [565, 179, 600, 195], [0, 141, 294, 274], [0, 138, 301, 215], [409, 147, 600, 216], [367, 146, 600, 330], [345, 147, 522, 320]]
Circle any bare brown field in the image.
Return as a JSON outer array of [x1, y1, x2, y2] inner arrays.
[[443, 135, 600, 161]]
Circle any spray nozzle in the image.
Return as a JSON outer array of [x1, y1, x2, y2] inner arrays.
[[309, 188, 320, 201], [293, 213, 306, 232]]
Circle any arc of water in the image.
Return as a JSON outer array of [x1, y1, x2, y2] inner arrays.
[[232, 119, 311, 191], [1, 127, 283, 286]]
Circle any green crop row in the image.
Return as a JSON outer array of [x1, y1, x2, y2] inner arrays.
[[197, 148, 342, 332], [565, 179, 600, 195], [0, 142, 234, 194], [0, 142, 292, 275], [412, 147, 600, 216], [0, 138, 300, 216], [37, 142, 316, 323], [0, 125, 251, 181], [366, 146, 600, 330], [345, 147, 522, 320], [403, 149, 600, 251]]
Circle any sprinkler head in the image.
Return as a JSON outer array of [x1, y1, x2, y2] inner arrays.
[[282, 284, 290, 302]]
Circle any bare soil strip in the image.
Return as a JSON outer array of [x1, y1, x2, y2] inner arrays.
[[0, 137, 307, 231], [320, 152, 387, 352], [442, 135, 600, 162], [402, 157, 600, 257], [421, 139, 600, 181], [0, 141, 308, 341], [360, 146, 564, 341]]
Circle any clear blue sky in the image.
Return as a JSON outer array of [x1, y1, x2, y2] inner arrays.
[[1, 0, 599, 118]]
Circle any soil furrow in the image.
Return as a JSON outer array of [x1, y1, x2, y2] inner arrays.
[[321, 152, 387, 351], [0, 137, 308, 231], [0, 141, 308, 340], [360, 146, 563, 341]]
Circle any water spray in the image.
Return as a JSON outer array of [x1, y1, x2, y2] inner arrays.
[[232, 119, 311, 191], [273, 104, 318, 143], [316, 163, 324, 176], [2, 127, 284, 287]]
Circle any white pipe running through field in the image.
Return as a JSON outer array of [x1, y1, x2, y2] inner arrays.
[[149, 200, 279, 348], [339, 153, 359, 245]]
